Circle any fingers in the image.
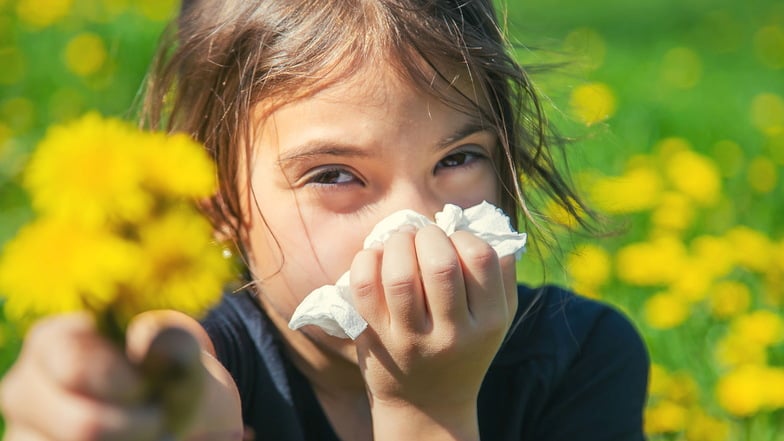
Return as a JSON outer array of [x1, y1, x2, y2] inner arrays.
[[380, 227, 427, 333], [131, 325, 206, 437], [414, 225, 467, 325], [443, 231, 510, 327], [26, 314, 146, 403], [0, 314, 164, 441]]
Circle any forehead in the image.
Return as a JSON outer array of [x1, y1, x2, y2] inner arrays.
[[255, 55, 489, 124]]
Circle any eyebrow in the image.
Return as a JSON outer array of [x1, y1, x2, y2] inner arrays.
[[276, 120, 493, 167]]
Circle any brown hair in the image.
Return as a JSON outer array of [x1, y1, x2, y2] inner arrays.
[[142, 0, 590, 257]]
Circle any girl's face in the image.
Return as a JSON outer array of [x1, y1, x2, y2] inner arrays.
[[244, 62, 501, 359]]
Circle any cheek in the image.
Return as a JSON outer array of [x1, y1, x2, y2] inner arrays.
[[246, 196, 368, 295]]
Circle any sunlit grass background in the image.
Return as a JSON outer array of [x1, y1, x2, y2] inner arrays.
[[1, 0, 783, 438]]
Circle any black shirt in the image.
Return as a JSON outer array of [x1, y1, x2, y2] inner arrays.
[[201, 285, 649, 440]]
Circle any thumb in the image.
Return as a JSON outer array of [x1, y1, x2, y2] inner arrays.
[[140, 327, 206, 437]]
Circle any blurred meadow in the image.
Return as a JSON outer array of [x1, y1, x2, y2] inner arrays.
[[0, 0, 783, 439]]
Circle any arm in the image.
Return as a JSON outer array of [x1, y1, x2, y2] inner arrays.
[[0, 310, 243, 441]]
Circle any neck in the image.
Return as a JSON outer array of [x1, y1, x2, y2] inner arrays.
[[260, 294, 368, 398]]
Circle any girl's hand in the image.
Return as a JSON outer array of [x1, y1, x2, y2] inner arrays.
[[350, 224, 518, 441], [0, 311, 243, 441]]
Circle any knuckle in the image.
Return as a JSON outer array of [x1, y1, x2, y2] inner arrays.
[[457, 240, 498, 269], [420, 256, 461, 282], [382, 273, 418, 295]]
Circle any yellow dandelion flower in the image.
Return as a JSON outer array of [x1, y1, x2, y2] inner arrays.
[[716, 365, 772, 417], [651, 191, 694, 232], [16, 0, 73, 28], [24, 113, 153, 226], [754, 25, 784, 70], [589, 166, 663, 214], [138, 132, 216, 199], [690, 235, 735, 278], [616, 236, 687, 286], [122, 207, 231, 320], [569, 82, 616, 126], [751, 93, 784, 136], [136, 0, 177, 21], [730, 310, 783, 347], [724, 226, 773, 273], [665, 372, 699, 405], [644, 400, 687, 435], [670, 258, 715, 303], [566, 243, 611, 289], [709, 281, 751, 319], [0, 219, 140, 327], [765, 367, 784, 409], [648, 364, 672, 398], [660, 47, 702, 90], [654, 137, 691, 161], [715, 333, 767, 368], [64, 33, 107, 77], [664, 149, 721, 206], [747, 156, 778, 194], [685, 409, 731, 441], [643, 291, 689, 330]]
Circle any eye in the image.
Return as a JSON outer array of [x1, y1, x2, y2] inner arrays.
[[306, 167, 362, 186], [435, 149, 486, 171]]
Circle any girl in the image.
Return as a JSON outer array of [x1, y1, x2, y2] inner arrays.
[[0, 0, 649, 440]]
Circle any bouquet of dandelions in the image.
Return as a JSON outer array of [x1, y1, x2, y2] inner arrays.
[[0, 112, 233, 343]]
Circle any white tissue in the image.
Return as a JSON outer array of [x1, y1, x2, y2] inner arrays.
[[288, 201, 527, 339]]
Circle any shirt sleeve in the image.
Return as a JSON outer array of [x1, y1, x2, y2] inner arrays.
[[532, 305, 650, 441]]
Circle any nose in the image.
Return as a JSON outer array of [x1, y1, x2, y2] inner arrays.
[[377, 181, 445, 222]]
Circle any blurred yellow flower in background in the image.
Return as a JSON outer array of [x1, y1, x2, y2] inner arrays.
[[651, 191, 694, 232], [690, 235, 735, 278], [569, 82, 616, 126], [15, 0, 72, 28], [589, 165, 662, 214], [136, 0, 177, 21], [708, 281, 751, 319], [660, 47, 703, 90], [616, 235, 687, 286], [685, 409, 731, 441], [64, 33, 107, 77], [751, 92, 784, 135], [664, 149, 721, 206], [724, 226, 774, 273], [566, 243, 611, 298], [716, 364, 784, 417], [747, 156, 778, 193], [730, 310, 783, 347], [644, 291, 689, 329], [715, 333, 768, 368], [644, 400, 687, 434], [754, 25, 784, 69]]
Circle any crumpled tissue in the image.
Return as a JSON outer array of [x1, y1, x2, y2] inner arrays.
[[287, 201, 527, 340]]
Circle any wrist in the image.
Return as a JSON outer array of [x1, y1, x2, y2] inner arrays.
[[370, 399, 480, 441]]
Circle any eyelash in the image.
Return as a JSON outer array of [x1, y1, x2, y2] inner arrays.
[[304, 148, 489, 187], [434, 149, 487, 172]]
